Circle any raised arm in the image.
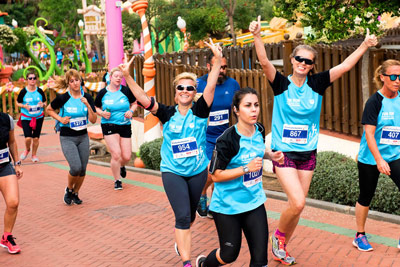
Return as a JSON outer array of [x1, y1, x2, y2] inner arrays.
[[119, 57, 159, 114], [249, 16, 276, 83], [330, 28, 378, 82], [202, 39, 223, 107]]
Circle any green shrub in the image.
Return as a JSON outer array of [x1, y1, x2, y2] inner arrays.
[[139, 137, 163, 171], [11, 69, 24, 81], [309, 151, 400, 215]]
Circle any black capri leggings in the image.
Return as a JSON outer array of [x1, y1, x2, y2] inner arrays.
[[21, 117, 44, 138], [204, 204, 268, 267], [358, 159, 400, 206], [162, 168, 208, 229]]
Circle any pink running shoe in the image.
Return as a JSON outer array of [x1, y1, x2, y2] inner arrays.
[[0, 235, 21, 254], [20, 150, 29, 161], [32, 155, 39, 163]]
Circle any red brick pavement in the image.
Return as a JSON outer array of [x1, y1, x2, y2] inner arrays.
[[1, 120, 400, 266]]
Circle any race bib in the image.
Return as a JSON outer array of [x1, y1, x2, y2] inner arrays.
[[70, 117, 88, 131], [171, 137, 199, 159], [243, 168, 262, 187], [282, 124, 308, 144], [380, 126, 400, 145], [0, 147, 10, 164], [209, 110, 229, 126], [29, 105, 41, 114]]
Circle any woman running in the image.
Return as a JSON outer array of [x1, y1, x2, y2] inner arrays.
[[46, 69, 97, 205], [17, 71, 46, 162], [0, 112, 23, 254], [95, 68, 137, 190], [353, 59, 400, 251], [119, 40, 222, 267], [195, 87, 284, 267], [249, 16, 377, 265]]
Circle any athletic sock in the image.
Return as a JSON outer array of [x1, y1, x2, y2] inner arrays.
[[204, 248, 221, 267], [357, 232, 366, 236], [183, 260, 191, 266], [275, 228, 285, 237]]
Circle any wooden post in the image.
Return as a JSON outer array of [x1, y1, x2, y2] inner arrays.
[[282, 34, 292, 76]]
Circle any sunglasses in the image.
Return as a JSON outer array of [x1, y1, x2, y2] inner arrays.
[[176, 85, 196, 91], [28, 77, 37, 80], [382, 73, 400, 81], [294, 56, 314, 65]]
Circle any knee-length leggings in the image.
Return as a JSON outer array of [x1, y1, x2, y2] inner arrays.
[[357, 159, 400, 206], [162, 168, 208, 229], [60, 134, 90, 177], [204, 204, 269, 267]]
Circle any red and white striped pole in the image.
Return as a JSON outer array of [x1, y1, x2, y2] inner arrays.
[[131, 0, 162, 142]]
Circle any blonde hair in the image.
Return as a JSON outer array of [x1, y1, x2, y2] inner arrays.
[[290, 44, 318, 75], [110, 67, 122, 77], [173, 72, 197, 88], [373, 59, 400, 89], [54, 69, 81, 90]]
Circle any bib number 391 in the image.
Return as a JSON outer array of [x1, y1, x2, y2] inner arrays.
[[171, 137, 199, 159], [380, 126, 400, 145], [282, 124, 308, 144]]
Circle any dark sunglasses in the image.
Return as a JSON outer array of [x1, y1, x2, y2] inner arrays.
[[28, 77, 37, 80], [382, 73, 400, 81], [294, 56, 314, 65], [176, 85, 196, 91]]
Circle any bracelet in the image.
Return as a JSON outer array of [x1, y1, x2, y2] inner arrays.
[[129, 109, 134, 113]]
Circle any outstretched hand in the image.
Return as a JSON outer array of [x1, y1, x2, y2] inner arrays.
[[364, 28, 378, 47], [204, 38, 222, 59], [249, 15, 262, 36], [119, 55, 135, 77]]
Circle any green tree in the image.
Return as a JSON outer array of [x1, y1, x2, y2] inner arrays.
[[5, 27, 28, 54], [274, 0, 400, 43], [0, 1, 39, 27], [38, 0, 82, 38]]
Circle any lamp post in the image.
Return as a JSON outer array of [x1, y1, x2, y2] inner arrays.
[[78, 20, 92, 73], [177, 16, 188, 51], [131, 0, 161, 142]]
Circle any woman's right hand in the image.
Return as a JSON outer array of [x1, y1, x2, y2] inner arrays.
[[204, 38, 222, 60], [377, 157, 391, 176], [102, 110, 111, 120], [59, 116, 71, 124], [249, 15, 262, 37], [246, 157, 263, 173]]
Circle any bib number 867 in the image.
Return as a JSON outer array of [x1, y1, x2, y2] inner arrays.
[[289, 130, 302, 137]]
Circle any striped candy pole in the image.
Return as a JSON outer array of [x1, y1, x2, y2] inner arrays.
[[131, 0, 162, 142]]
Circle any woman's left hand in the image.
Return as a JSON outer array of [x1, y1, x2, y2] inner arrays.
[[124, 109, 133, 119], [364, 28, 378, 47], [15, 165, 23, 179], [269, 151, 284, 164]]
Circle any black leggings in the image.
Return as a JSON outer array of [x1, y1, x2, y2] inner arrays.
[[21, 117, 44, 138], [357, 159, 400, 206], [162, 168, 207, 229], [204, 204, 268, 267]]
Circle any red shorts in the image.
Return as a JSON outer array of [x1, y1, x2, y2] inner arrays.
[[272, 150, 317, 172]]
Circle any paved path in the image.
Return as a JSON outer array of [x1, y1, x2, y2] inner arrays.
[[1, 119, 400, 266]]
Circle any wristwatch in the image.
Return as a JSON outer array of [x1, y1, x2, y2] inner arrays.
[[14, 160, 21, 166], [242, 165, 249, 174]]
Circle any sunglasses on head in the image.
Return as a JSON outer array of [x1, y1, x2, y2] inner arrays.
[[176, 85, 196, 91], [294, 56, 314, 65], [382, 73, 400, 81], [28, 77, 37, 80]]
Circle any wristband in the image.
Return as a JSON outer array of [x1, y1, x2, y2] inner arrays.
[[14, 160, 21, 166], [129, 109, 134, 113]]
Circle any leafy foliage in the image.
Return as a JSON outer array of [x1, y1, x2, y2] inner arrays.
[[6, 28, 28, 54], [309, 151, 400, 215], [0, 25, 18, 48], [274, 0, 400, 43], [0, 2, 39, 27], [139, 137, 163, 171]]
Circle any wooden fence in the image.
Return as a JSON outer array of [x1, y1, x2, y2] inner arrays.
[[133, 32, 400, 137]]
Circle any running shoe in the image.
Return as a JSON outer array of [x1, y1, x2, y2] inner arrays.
[[183, 263, 192, 267], [63, 187, 73, 205], [20, 150, 29, 161], [0, 234, 21, 254], [72, 193, 83, 205], [271, 233, 296, 265], [353, 234, 373, 251], [120, 166, 126, 179], [114, 180, 123, 190], [206, 207, 213, 219], [31, 155, 39, 163], [174, 242, 180, 256], [196, 255, 206, 267], [196, 195, 208, 217]]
